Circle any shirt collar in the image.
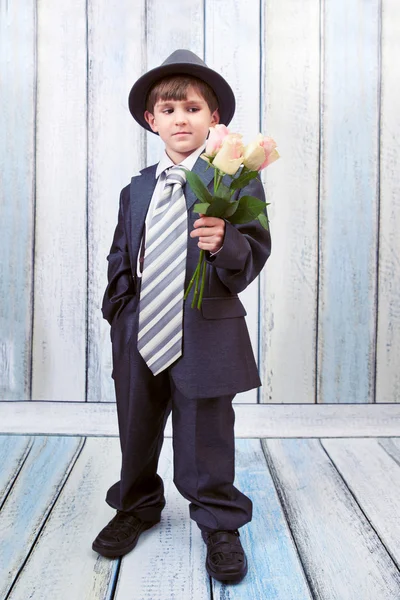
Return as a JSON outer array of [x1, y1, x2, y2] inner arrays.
[[155, 142, 206, 179]]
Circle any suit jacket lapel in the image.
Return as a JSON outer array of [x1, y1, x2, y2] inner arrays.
[[130, 165, 157, 263]]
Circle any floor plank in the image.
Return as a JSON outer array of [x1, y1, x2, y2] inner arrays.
[[262, 438, 400, 599], [6, 437, 119, 600], [115, 438, 210, 600], [212, 439, 313, 600], [0, 435, 33, 505], [321, 438, 400, 569], [0, 436, 84, 598]]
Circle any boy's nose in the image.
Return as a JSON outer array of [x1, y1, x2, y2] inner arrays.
[[175, 112, 187, 125]]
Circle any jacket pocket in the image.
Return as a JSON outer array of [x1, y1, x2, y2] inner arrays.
[[201, 296, 247, 319]]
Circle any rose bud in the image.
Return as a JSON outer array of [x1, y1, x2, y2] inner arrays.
[[205, 124, 230, 157], [243, 134, 280, 171], [212, 133, 245, 175]]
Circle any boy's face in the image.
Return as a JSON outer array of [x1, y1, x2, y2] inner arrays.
[[144, 85, 220, 163]]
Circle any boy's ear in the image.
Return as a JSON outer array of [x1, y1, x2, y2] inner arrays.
[[144, 110, 158, 132], [211, 108, 220, 126]]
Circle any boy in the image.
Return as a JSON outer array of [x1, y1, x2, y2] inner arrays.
[[92, 50, 271, 584]]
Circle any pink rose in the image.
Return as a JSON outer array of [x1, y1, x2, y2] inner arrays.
[[212, 133, 245, 175], [205, 124, 230, 157], [243, 134, 280, 171]]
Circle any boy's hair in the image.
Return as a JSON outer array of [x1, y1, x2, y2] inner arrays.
[[145, 74, 218, 115]]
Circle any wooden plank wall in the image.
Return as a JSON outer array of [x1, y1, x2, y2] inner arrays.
[[86, 1, 146, 403], [0, 0, 399, 405], [0, 1, 36, 401], [260, 0, 320, 405], [31, 1, 87, 401], [376, 0, 400, 403], [318, 1, 379, 403]]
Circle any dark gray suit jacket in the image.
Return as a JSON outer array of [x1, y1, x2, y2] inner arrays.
[[102, 155, 272, 399]]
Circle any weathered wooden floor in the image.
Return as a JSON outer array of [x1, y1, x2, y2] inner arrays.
[[1, 434, 400, 600]]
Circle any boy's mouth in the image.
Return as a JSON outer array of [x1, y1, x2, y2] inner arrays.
[[174, 132, 191, 136]]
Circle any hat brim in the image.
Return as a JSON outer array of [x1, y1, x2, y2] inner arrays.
[[128, 63, 236, 134]]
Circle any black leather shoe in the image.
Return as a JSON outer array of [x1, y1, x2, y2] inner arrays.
[[201, 529, 248, 583], [92, 511, 160, 558]]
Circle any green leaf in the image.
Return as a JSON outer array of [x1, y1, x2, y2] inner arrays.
[[227, 195, 268, 224], [224, 200, 240, 218], [185, 170, 213, 204], [257, 211, 269, 230], [206, 197, 230, 217], [215, 181, 233, 200], [193, 202, 210, 214], [230, 170, 259, 190]]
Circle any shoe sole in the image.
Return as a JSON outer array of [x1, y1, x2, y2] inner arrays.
[[205, 557, 248, 583], [92, 518, 160, 559]]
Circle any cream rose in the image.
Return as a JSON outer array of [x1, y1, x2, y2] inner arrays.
[[243, 134, 280, 171], [212, 133, 245, 175]]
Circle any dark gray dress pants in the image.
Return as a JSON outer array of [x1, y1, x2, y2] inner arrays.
[[105, 294, 252, 532]]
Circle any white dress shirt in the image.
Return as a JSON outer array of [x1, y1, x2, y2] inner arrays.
[[136, 143, 223, 277]]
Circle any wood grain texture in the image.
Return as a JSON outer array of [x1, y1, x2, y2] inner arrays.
[[212, 439, 313, 600], [86, 0, 146, 403], [318, 0, 380, 403], [0, 435, 84, 598], [31, 0, 87, 400], [376, 0, 400, 403], [6, 437, 120, 600], [0, 0, 36, 400], [0, 435, 33, 505], [259, 0, 320, 405], [1, 401, 400, 437], [262, 437, 400, 599], [1, 1, 400, 406], [321, 437, 400, 569], [145, 0, 204, 167], [206, 0, 262, 403], [114, 438, 210, 600], [2, 434, 400, 596]]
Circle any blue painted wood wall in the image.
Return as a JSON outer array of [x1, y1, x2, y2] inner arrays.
[[1, 0, 399, 405]]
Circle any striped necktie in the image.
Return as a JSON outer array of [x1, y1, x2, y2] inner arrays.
[[137, 166, 188, 375]]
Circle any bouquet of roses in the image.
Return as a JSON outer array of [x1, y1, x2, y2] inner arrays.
[[184, 124, 280, 309]]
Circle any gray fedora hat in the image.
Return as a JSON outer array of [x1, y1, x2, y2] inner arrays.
[[128, 49, 236, 133]]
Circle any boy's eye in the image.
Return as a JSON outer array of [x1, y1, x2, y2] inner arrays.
[[161, 107, 200, 114]]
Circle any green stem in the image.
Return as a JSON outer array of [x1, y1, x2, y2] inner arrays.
[[214, 169, 223, 195], [184, 257, 201, 300], [191, 250, 204, 308], [197, 255, 207, 310]]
